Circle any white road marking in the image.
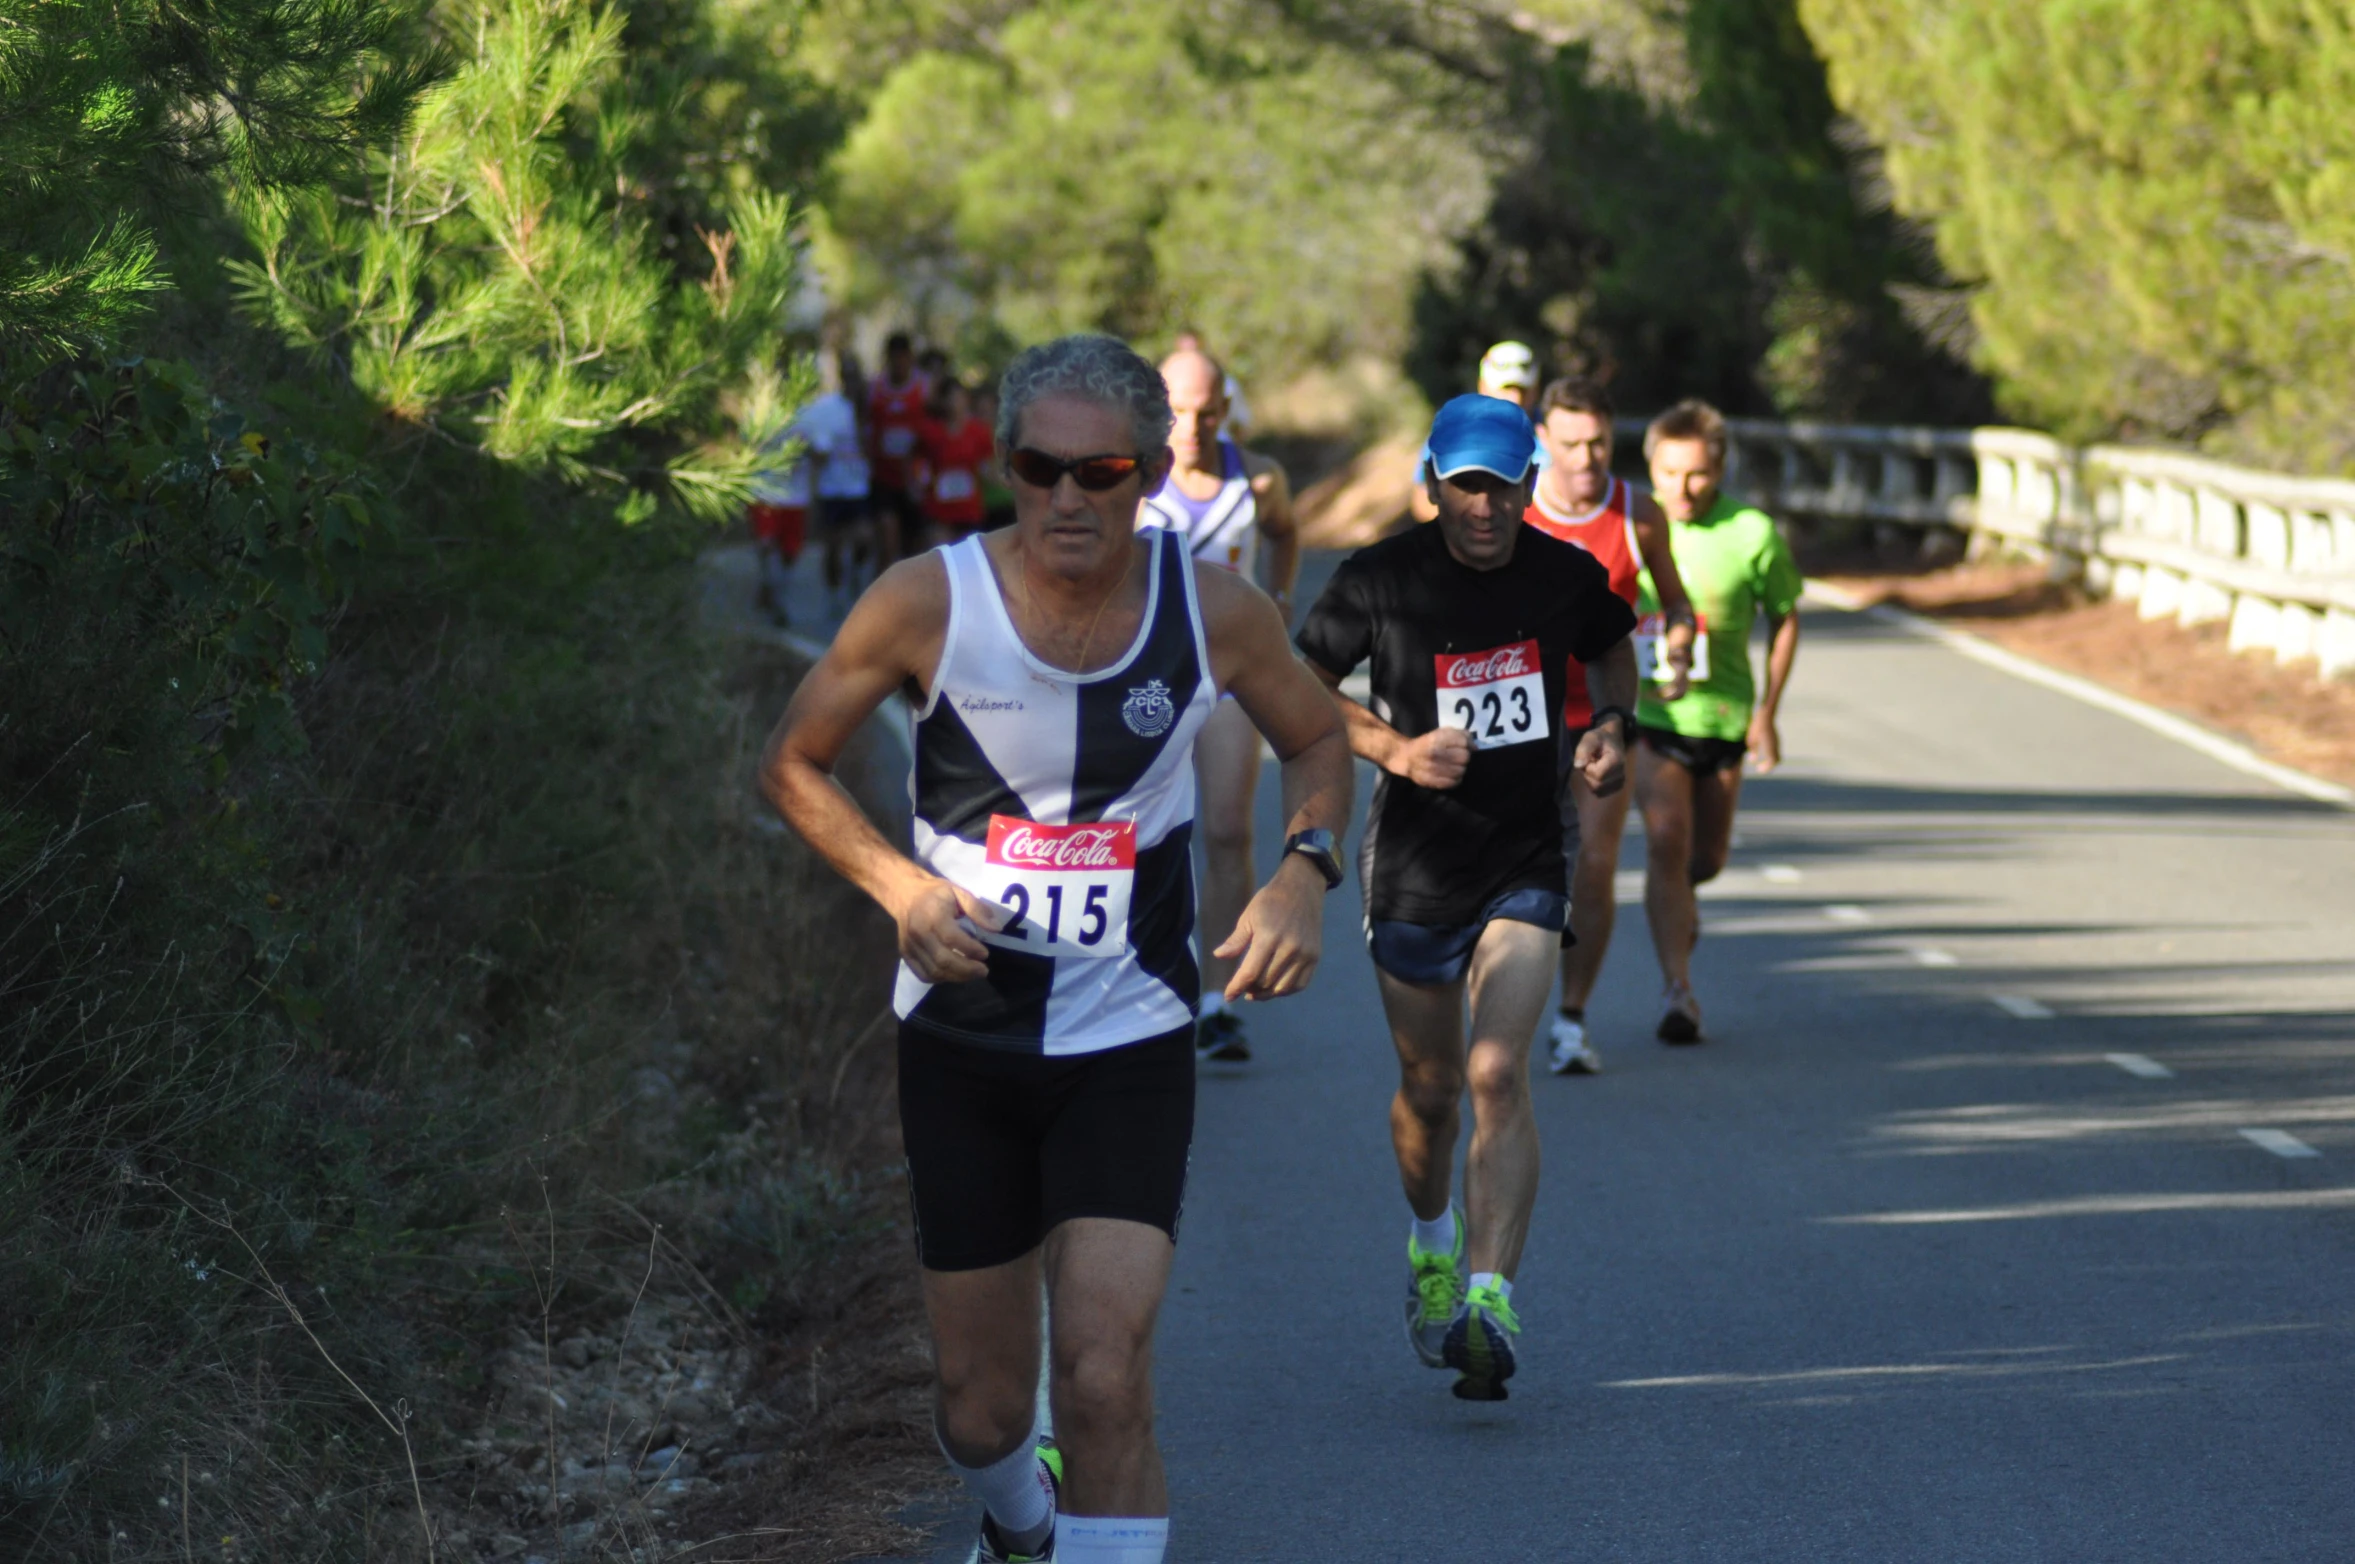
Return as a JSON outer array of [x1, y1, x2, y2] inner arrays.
[[1761, 864, 1804, 883], [1992, 995, 2054, 1019], [1825, 904, 1871, 924], [2239, 1127, 2321, 1158], [1910, 947, 1960, 968], [2105, 1052, 2174, 1079]]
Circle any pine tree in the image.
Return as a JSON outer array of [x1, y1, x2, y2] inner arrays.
[[1801, 0, 2355, 469], [0, 0, 430, 361], [231, 0, 804, 514]]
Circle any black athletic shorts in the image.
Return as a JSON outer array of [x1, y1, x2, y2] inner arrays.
[[1638, 723, 1747, 775], [897, 1023, 1195, 1272]]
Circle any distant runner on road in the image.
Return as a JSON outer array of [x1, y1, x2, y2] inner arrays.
[[1138, 346, 1301, 1064], [866, 330, 932, 564], [1635, 399, 1802, 1044], [760, 335, 1352, 1564], [1296, 394, 1636, 1400], [1520, 376, 1698, 1074]]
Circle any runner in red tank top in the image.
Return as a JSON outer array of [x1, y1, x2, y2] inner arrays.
[[866, 330, 932, 562], [1525, 377, 1697, 1076]]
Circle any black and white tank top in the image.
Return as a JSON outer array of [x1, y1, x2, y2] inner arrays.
[[1139, 438, 1257, 577], [895, 529, 1219, 1053]]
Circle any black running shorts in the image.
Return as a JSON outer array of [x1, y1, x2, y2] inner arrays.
[[897, 1023, 1195, 1272], [1638, 723, 1748, 775]]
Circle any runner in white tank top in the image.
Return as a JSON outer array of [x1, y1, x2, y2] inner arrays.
[[1140, 346, 1300, 1064], [759, 335, 1350, 1564]]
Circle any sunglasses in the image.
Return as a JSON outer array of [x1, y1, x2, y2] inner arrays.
[[1007, 447, 1147, 492]]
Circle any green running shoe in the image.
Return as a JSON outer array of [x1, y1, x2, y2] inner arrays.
[[1444, 1280, 1521, 1401], [1404, 1211, 1466, 1368], [972, 1435, 1060, 1563]]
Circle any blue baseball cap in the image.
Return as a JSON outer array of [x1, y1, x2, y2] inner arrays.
[[1423, 393, 1538, 484]]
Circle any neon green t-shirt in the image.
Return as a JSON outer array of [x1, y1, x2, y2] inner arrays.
[[1635, 495, 1802, 741]]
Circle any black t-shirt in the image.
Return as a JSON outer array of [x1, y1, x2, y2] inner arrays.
[[1296, 522, 1636, 925]]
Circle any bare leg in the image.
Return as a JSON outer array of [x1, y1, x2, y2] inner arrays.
[[1378, 919, 1557, 1278], [1557, 777, 1632, 1012], [1689, 763, 1744, 889], [1378, 969, 1464, 1223], [1193, 700, 1262, 1005], [1043, 1218, 1175, 1517], [1458, 919, 1557, 1278], [921, 1251, 1045, 1468], [1638, 745, 1699, 988]]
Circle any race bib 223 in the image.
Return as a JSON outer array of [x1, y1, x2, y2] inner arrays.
[[1435, 640, 1549, 750]]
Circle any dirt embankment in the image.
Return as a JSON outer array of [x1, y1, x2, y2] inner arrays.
[[1818, 561, 2355, 792]]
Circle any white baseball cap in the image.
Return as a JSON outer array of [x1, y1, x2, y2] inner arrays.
[[1477, 340, 1539, 392]]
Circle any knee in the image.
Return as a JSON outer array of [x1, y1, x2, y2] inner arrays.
[[1053, 1334, 1154, 1440], [1398, 1062, 1463, 1126], [1465, 1046, 1526, 1112]]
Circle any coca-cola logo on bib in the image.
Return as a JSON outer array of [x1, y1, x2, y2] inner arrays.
[[986, 817, 1138, 870], [1436, 640, 1538, 688]]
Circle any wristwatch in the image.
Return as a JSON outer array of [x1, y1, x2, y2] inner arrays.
[[1283, 828, 1345, 890], [1590, 705, 1637, 741]]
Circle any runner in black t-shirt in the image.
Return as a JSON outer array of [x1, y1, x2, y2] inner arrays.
[[1296, 393, 1637, 1401]]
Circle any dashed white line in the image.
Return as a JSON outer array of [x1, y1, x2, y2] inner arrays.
[[2239, 1127, 2321, 1159], [1761, 864, 1804, 884], [1825, 904, 1871, 924], [1910, 948, 1960, 968], [1992, 995, 2054, 1019], [2105, 1052, 2174, 1079]]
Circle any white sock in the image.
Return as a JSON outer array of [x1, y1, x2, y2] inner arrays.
[[1468, 1271, 1512, 1303], [1199, 991, 1229, 1018], [1410, 1208, 1457, 1255], [1055, 1515, 1170, 1563], [940, 1426, 1053, 1552]]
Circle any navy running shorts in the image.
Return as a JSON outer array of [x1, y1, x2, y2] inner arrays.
[[897, 1022, 1195, 1272], [1366, 884, 1570, 987]]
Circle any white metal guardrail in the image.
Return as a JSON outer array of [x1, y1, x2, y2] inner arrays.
[[1619, 417, 2355, 680]]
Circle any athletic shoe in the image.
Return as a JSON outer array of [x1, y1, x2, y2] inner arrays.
[[1195, 1008, 1251, 1063], [1547, 1013, 1601, 1075], [1404, 1211, 1466, 1368], [972, 1437, 1060, 1563], [1657, 981, 1704, 1044], [1443, 1280, 1521, 1401]]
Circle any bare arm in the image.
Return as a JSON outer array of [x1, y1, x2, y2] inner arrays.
[[1630, 489, 1697, 697], [1246, 453, 1301, 623], [1746, 608, 1801, 774], [1199, 566, 1355, 1000], [756, 557, 1002, 982], [1306, 661, 1473, 790], [1570, 638, 1637, 796]]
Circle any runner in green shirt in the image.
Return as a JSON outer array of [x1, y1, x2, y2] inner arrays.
[[1631, 399, 1802, 1043]]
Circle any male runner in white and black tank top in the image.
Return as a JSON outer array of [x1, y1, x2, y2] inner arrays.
[[1297, 394, 1637, 1402], [1138, 346, 1299, 1065], [761, 335, 1350, 1564]]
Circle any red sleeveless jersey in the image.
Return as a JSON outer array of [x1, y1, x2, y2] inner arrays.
[[1523, 476, 1640, 728]]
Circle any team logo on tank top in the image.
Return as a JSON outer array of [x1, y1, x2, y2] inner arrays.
[[1121, 678, 1178, 737]]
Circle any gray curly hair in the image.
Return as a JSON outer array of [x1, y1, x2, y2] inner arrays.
[[994, 334, 1173, 456]]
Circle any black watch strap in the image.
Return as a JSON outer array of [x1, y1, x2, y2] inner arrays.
[[1284, 828, 1345, 890], [1591, 705, 1637, 739]]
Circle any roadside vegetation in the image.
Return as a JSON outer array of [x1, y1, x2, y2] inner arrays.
[[6, 0, 2347, 1555]]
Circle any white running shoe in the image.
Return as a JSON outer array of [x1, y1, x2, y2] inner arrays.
[[1547, 1013, 1601, 1074]]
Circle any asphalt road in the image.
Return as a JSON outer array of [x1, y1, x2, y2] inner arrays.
[[841, 549, 2355, 1562]]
